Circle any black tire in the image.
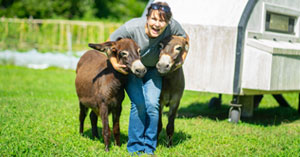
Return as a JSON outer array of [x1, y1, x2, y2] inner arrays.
[[208, 97, 221, 109], [230, 109, 240, 123]]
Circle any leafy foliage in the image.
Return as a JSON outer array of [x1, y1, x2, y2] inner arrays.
[[0, 0, 148, 21], [104, 0, 147, 21]]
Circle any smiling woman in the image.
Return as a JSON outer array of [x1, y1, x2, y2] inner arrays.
[[145, 3, 171, 38], [107, 1, 189, 155]]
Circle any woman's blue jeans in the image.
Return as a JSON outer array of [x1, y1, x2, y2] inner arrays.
[[126, 67, 162, 154]]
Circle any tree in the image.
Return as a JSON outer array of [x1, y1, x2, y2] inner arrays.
[[0, 0, 148, 21]]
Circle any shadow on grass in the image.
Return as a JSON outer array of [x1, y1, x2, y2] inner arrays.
[[83, 127, 191, 148], [157, 128, 191, 147], [175, 101, 300, 126], [83, 127, 128, 146], [174, 102, 230, 121], [243, 106, 300, 126]]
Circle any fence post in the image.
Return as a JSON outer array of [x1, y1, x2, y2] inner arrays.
[[76, 25, 81, 45], [59, 21, 64, 51], [34, 23, 39, 49], [1, 18, 9, 47], [52, 24, 58, 51], [19, 21, 25, 48], [99, 23, 104, 42], [83, 24, 87, 46], [67, 24, 72, 53]]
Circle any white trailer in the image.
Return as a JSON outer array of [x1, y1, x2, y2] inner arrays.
[[145, 0, 300, 122]]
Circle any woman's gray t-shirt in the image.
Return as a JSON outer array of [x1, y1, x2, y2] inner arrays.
[[109, 16, 186, 67]]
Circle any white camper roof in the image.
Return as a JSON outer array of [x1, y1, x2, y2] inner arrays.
[[153, 0, 248, 27], [145, 0, 300, 95]]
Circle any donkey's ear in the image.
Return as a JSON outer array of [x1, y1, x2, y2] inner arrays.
[[88, 41, 117, 56], [184, 40, 189, 52]]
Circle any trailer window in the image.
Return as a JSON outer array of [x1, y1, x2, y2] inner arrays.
[[265, 12, 296, 34]]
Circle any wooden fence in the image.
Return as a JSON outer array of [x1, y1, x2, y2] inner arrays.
[[0, 17, 121, 52]]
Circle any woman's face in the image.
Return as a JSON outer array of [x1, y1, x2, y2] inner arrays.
[[146, 10, 168, 38]]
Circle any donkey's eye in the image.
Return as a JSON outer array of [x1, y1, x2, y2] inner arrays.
[[173, 45, 182, 55], [137, 48, 141, 54], [120, 51, 129, 57], [176, 46, 182, 51]]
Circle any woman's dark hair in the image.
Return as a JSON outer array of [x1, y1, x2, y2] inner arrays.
[[146, 2, 172, 23]]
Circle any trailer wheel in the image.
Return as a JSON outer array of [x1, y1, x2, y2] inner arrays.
[[228, 103, 242, 124], [208, 97, 221, 109], [229, 109, 240, 123], [208, 94, 222, 109]]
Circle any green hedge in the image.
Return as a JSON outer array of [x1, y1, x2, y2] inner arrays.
[[0, 0, 148, 21]]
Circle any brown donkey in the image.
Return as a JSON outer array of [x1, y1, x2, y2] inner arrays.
[[156, 35, 189, 147], [75, 39, 146, 151]]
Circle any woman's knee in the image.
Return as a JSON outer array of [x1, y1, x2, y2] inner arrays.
[[146, 102, 160, 116]]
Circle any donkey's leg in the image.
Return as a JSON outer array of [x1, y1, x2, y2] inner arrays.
[[157, 104, 164, 143], [166, 102, 179, 147], [112, 104, 122, 146], [79, 102, 88, 135], [99, 105, 111, 152], [90, 111, 99, 139]]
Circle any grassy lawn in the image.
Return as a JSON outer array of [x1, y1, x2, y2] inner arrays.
[[0, 65, 299, 156]]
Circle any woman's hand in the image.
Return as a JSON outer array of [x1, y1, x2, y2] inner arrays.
[[113, 63, 128, 75], [110, 57, 128, 75]]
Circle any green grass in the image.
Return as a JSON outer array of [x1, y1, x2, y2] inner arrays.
[[0, 65, 299, 156]]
